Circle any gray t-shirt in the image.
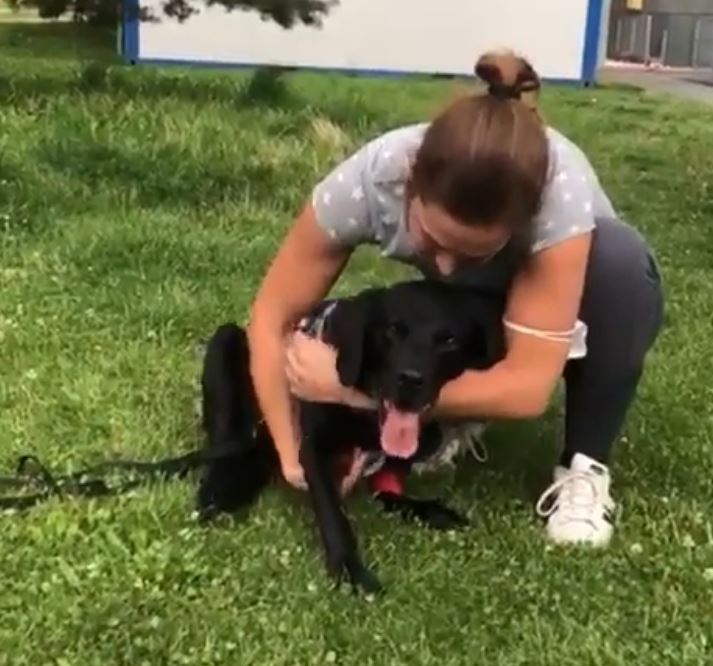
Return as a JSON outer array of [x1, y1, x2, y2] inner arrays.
[[311, 122, 616, 274]]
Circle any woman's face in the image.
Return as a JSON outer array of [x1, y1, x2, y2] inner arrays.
[[407, 196, 512, 276]]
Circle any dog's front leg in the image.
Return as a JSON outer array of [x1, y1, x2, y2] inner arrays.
[[299, 408, 382, 595]]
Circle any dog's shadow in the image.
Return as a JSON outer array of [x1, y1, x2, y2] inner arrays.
[[399, 411, 564, 522], [186, 413, 563, 533]]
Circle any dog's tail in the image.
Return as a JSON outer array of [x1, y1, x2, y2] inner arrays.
[[197, 321, 279, 520]]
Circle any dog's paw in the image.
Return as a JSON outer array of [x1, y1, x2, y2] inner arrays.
[[196, 479, 242, 520], [374, 491, 470, 530], [195, 503, 222, 525], [326, 551, 383, 596], [414, 498, 470, 530], [345, 558, 383, 595]]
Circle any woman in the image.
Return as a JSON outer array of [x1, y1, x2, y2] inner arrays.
[[246, 51, 664, 548]]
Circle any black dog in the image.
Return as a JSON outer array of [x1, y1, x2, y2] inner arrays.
[[197, 280, 506, 593]]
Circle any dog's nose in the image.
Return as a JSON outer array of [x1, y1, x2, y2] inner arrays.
[[398, 369, 423, 389]]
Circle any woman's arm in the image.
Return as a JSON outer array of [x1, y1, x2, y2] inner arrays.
[[285, 232, 592, 422], [430, 232, 592, 421], [247, 203, 351, 487]]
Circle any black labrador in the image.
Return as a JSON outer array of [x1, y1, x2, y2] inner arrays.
[[197, 279, 506, 593]]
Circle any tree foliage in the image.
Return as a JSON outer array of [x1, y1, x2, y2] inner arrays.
[[4, 0, 338, 28]]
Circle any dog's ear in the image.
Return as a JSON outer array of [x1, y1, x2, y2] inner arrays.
[[464, 304, 506, 369], [324, 293, 373, 388]]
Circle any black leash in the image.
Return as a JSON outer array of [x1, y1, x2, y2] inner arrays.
[[0, 443, 242, 513]]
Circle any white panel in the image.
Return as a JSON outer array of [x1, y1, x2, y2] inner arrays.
[[137, 0, 591, 81]]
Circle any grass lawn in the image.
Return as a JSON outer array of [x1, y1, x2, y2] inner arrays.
[[2, 19, 713, 666]]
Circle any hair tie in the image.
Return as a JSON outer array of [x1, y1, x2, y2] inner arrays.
[[488, 83, 521, 100]]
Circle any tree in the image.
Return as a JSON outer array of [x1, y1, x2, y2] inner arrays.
[[4, 0, 338, 28]]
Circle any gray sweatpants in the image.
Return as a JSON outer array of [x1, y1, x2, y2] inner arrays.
[[560, 217, 664, 464]]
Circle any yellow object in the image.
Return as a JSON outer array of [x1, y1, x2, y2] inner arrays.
[[626, 0, 643, 10]]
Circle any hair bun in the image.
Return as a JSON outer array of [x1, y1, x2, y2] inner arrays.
[[487, 82, 522, 100], [474, 49, 541, 107]]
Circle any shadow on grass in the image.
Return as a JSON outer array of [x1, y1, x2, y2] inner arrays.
[[398, 415, 562, 517], [0, 20, 116, 61], [0, 20, 419, 133], [457, 419, 561, 502], [0, 61, 394, 139]]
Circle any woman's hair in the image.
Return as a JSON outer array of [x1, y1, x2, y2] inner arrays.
[[409, 49, 550, 232]]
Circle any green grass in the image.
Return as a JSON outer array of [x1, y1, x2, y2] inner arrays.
[[2, 20, 713, 666]]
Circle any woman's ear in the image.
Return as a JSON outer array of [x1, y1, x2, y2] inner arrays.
[[323, 293, 373, 388]]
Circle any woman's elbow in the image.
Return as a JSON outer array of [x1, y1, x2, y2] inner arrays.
[[247, 301, 278, 348], [247, 300, 293, 350], [517, 393, 549, 420], [516, 378, 557, 420], [246, 306, 262, 344], [246, 305, 262, 339]]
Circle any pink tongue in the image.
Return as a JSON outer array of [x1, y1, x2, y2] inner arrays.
[[381, 406, 420, 458]]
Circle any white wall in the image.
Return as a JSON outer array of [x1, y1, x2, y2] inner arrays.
[[137, 0, 594, 81]]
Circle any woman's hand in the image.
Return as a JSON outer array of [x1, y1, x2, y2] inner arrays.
[[285, 330, 376, 410], [285, 330, 344, 403], [281, 449, 367, 495], [280, 455, 308, 490]]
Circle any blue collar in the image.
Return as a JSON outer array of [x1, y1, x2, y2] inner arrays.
[[296, 300, 338, 340]]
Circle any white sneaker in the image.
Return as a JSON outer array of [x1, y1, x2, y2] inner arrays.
[[535, 452, 616, 548]]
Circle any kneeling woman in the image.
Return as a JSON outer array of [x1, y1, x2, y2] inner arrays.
[[246, 50, 664, 548]]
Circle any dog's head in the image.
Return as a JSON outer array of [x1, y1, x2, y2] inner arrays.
[[324, 281, 503, 459]]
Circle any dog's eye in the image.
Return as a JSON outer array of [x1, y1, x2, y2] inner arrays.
[[434, 330, 457, 349], [386, 321, 407, 340]]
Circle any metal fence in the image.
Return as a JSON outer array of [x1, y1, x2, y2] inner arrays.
[[608, 12, 713, 67], [610, 13, 652, 62], [693, 16, 713, 66]]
